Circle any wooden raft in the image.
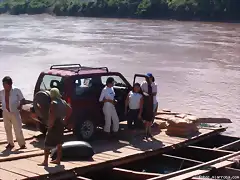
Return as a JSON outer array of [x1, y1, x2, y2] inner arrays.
[[0, 119, 226, 180]]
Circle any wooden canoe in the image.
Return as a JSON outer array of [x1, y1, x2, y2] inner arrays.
[[77, 134, 240, 180]]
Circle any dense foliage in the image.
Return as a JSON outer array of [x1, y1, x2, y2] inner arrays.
[[0, 0, 240, 21]]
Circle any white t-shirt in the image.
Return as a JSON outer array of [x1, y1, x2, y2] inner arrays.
[[141, 81, 158, 104], [0, 87, 24, 113], [99, 86, 115, 105], [128, 91, 142, 110]]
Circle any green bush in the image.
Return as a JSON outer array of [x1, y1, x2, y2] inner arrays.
[[0, 2, 9, 14], [7, 0, 27, 15], [0, 0, 239, 21], [27, 0, 53, 14]]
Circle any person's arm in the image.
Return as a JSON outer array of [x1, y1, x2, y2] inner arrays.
[[0, 90, 2, 106], [125, 93, 130, 114], [152, 83, 157, 96], [48, 102, 56, 129], [64, 101, 72, 124], [16, 88, 25, 110], [99, 88, 105, 102], [138, 96, 143, 119], [141, 82, 149, 96]]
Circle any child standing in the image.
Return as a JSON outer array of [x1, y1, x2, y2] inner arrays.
[[125, 83, 143, 130]]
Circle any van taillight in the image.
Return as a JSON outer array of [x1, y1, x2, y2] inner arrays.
[[66, 97, 71, 105]]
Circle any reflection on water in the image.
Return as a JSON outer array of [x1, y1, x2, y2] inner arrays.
[[0, 15, 239, 136]]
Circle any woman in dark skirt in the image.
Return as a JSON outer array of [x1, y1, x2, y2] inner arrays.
[[38, 88, 72, 166], [125, 83, 143, 131]]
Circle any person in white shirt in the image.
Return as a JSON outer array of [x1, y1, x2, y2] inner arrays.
[[99, 77, 119, 135], [125, 83, 143, 130], [141, 73, 158, 138], [0, 76, 26, 149]]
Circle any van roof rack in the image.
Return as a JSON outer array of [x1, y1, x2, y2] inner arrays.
[[50, 64, 109, 72]]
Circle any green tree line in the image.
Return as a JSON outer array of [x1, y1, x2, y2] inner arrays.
[[0, 0, 240, 21]]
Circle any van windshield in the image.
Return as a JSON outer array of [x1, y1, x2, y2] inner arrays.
[[40, 74, 64, 93]]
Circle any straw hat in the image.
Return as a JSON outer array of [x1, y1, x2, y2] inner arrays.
[[50, 88, 61, 99]]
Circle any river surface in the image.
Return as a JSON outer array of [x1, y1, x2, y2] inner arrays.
[[0, 15, 239, 136]]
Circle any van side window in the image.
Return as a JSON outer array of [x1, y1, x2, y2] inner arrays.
[[75, 78, 92, 96], [40, 75, 63, 92], [101, 75, 127, 88]]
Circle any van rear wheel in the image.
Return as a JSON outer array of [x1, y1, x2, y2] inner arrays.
[[74, 119, 96, 141]]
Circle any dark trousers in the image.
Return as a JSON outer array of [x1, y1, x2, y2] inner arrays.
[[127, 109, 141, 129]]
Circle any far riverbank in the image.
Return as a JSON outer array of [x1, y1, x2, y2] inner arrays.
[[0, 0, 240, 22]]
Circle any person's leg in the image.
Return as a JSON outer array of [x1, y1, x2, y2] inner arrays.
[[133, 109, 140, 129], [38, 148, 50, 166], [11, 113, 26, 148], [3, 111, 14, 147], [148, 122, 153, 137], [112, 106, 119, 133], [152, 103, 158, 123], [103, 104, 111, 133], [127, 110, 134, 130], [51, 144, 62, 164], [144, 122, 148, 139]]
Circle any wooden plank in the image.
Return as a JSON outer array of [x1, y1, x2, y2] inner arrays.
[[212, 160, 234, 169], [196, 118, 232, 124], [1, 158, 47, 175], [0, 149, 44, 162], [1, 156, 79, 177], [191, 178, 218, 180], [217, 139, 240, 150], [189, 145, 234, 154], [77, 176, 92, 180], [0, 168, 26, 180], [94, 153, 117, 161], [156, 160, 235, 180], [0, 147, 41, 155], [162, 154, 204, 164], [166, 170, 209, 180], [113, 167, 160, 179], [28, 156, 83, 171], [148, 151, 240, 180], [0, 161, 39, 177]]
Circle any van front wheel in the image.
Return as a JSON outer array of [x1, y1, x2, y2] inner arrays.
[[74, 119, 95, 141]]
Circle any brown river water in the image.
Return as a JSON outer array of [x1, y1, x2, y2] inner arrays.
[[0, 15, 239, 136]]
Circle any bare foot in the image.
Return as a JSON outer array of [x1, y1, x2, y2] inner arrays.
[[50, 160, 60, 165], [38, 162, 48, 166]]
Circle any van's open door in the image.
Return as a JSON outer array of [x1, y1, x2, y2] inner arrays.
[[133, 74, 153, 122]]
